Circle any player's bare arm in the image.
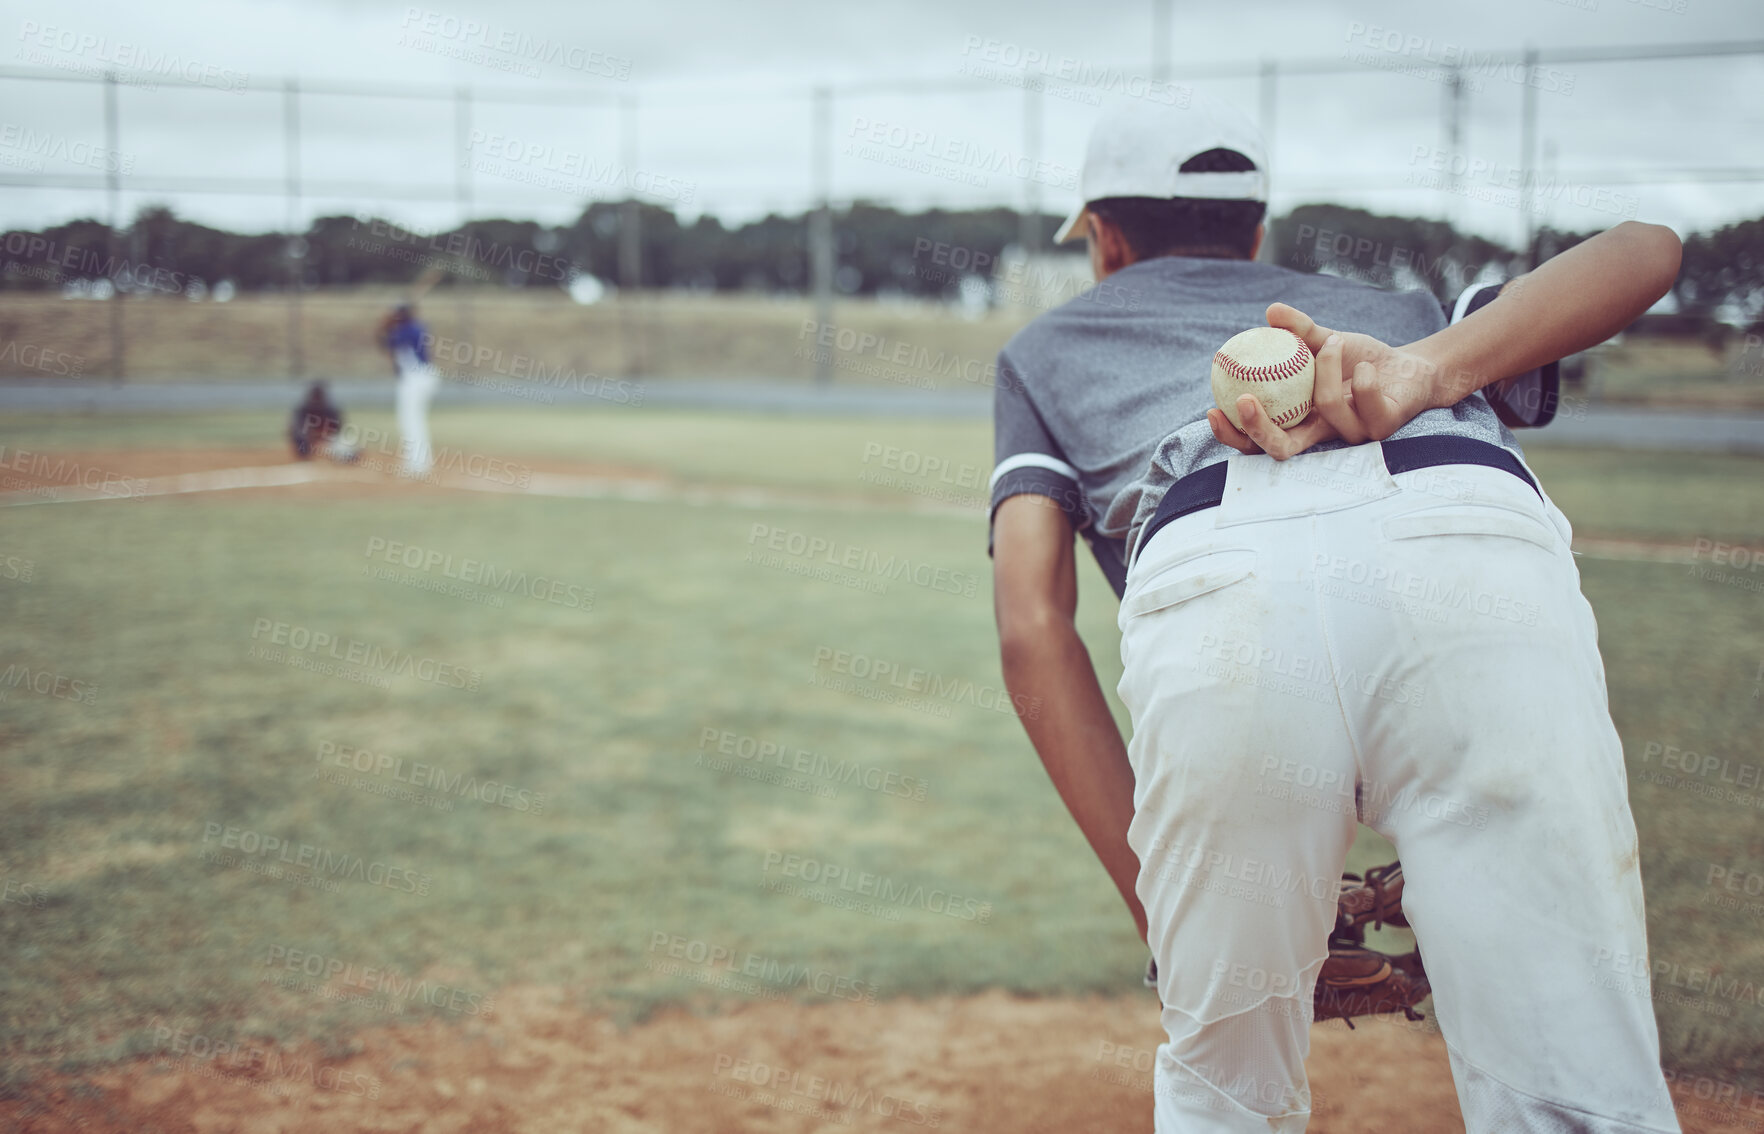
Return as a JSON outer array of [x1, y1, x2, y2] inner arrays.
[[992, 493, 1147, 943], [1212, 219, 1684, 458]]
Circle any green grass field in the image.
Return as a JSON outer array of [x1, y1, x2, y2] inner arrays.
[[5, 289, 1762, 410], [2, 409, 1762, 1096]]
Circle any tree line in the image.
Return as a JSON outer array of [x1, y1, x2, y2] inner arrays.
[[0, 200, 1757, 325]]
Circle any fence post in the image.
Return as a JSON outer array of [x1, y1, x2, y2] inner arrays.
[[618, 94, 644, 376], [284, 77, 303, 380], [103, 71, 124, 381], [1441, 65, 1466, 233], [1019, 81, 1042, 254], [454, 85, 474, 357], [1258, 60, 1278, 147], [809, 85, 833, 385]]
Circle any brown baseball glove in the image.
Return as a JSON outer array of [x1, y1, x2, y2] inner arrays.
[[1313, 940, 1429, 1027], [1317, 861, 1428, 1028], [1143, 861, 1430, 1028], [1336, 861, 1409, 933]]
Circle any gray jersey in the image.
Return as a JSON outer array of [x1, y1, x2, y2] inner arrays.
[[988, 256, 1524, 595]]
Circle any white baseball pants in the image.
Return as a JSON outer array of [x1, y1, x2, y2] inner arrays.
[[1116, 444, 1679, 1133], [394, 348, 439, 477]]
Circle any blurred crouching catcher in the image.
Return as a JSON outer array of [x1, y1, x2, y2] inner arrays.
[[288, 380, 359, 463]]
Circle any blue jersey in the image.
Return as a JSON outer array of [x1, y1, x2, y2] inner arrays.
[[386, 318, 429, 364]]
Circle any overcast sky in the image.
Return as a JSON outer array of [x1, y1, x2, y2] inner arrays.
[[1, 0, 1760, 248]]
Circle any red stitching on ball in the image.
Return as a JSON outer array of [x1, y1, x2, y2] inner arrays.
[[1216, 331, 1312, 384], [1269, 401, 1311, 427]]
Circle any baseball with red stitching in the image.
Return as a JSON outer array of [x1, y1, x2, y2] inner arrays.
[[1210, 326, 1316, 433]]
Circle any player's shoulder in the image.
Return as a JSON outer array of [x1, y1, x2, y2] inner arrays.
[[1000, 259, 1169, 356]]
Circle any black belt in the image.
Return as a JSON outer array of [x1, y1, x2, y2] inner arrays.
[[1138, 436, 1539, 557]]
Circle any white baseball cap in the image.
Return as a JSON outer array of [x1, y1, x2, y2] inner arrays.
[[1052, 92, 1269, 244]]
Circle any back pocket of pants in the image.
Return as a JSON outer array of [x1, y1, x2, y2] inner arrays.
[[1382, 504, 1558, 552], [1121, 550, 1256, 620]]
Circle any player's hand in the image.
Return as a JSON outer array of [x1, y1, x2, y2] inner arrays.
[[1208, 304, 1442, 460], [1207, 328, 1350, 459]]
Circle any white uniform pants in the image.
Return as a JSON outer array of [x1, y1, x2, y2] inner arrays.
[[394, 350, 439, 477], [1116, 444, 1679, 1133]]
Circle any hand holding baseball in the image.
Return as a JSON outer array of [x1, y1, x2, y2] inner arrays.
[[1208, 303, 1442, 460]]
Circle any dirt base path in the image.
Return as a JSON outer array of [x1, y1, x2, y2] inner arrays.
[[6, 989, 1761, 1133]]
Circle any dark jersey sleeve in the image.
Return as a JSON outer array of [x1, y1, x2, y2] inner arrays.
[[988, 351, 1128, 598], [988, 351, 1087, 549], [1450, 282, 1561, 428]]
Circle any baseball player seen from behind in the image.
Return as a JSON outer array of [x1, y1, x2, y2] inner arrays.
[[990, 93, 1685, 1132], [378, 302, 439, 478]]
